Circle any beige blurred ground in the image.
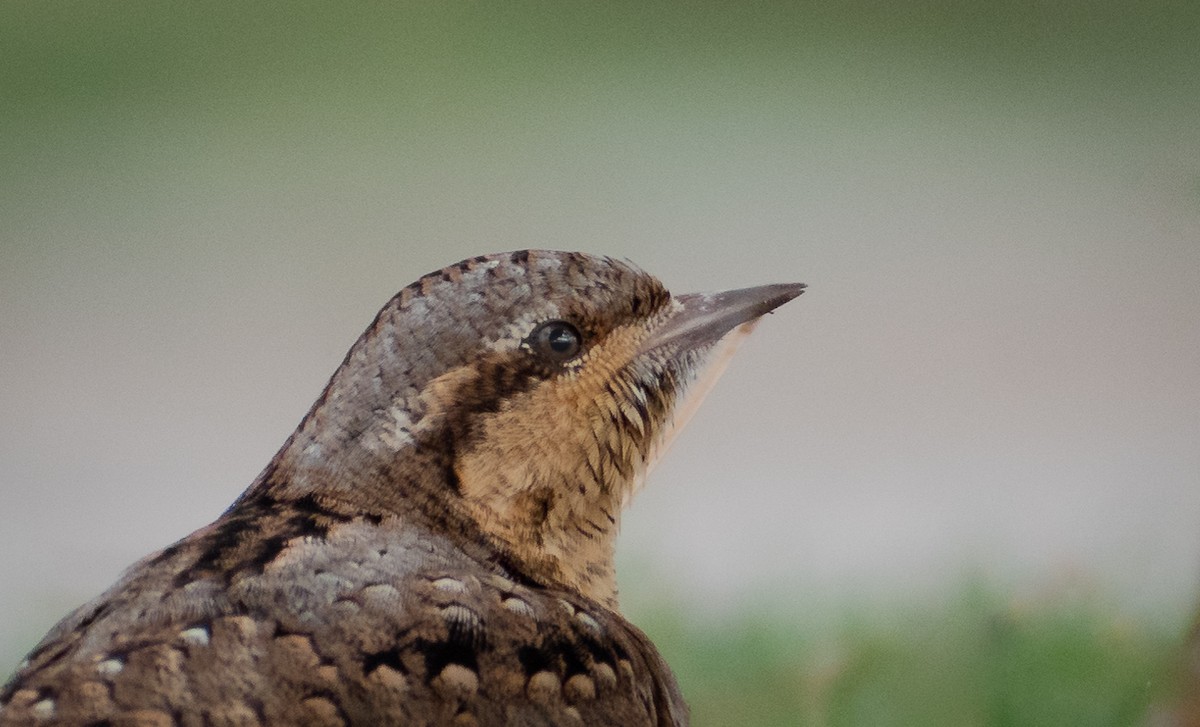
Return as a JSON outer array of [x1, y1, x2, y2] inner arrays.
[[2, 2, 1199, 668]]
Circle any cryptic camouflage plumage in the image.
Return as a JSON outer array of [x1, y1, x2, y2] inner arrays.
[[1, 250, 803, 726]]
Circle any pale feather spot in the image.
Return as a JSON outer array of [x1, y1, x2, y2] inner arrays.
[[377, 404, 416, 450], [433, 663, 479, 700], [575, 611, 601, 634], [532, 254, 563, 271], [361, 583, 401, 606], [301, 695, 345, 727], [564, 673, 597, 702], [97, 657, 124, 677], [30, 699, 54, 721], [179, 626, 210, 647], [220, 615, 259, 641], [403, 296, 430, 317], [489, 309, 554, 354], [431, 577, 469, 594], [526, 670, 561, 704], [368, 663, 409, 692], [556, 598, 576, 616], [592, 662, 617, 689], [502, 596, 536, 619], [274, 634, 321, 668], [485, 573, 516, 591]]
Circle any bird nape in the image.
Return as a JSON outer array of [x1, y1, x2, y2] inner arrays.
[[0, 250, 803, 727]]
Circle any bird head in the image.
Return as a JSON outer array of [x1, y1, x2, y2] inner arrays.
[[259, 250, 803, 605]]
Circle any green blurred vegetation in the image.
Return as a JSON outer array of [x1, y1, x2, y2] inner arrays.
[[3, 1, 1198, 180], [635, 583, 1180, 727]]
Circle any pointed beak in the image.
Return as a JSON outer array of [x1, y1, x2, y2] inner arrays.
[[640, 282, 805, 354]]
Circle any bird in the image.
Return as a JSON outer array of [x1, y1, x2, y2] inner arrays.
[[0, 249, 803, 727]]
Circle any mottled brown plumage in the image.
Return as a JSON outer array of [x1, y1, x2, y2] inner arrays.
[[0, 250, 803, 726]]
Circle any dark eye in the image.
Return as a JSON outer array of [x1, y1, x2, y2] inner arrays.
[[529, 320, 583, 362]]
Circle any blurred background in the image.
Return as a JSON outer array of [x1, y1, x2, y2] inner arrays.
[[2, 2, 1198, 723]]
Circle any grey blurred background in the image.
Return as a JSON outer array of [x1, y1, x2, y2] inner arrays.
[[2, 2, 1198, 669]]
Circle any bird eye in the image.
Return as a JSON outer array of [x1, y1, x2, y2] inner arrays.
[[529, 320, 583, 362]]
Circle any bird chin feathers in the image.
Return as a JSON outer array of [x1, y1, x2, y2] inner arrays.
[[624, 319, 761, 508]]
